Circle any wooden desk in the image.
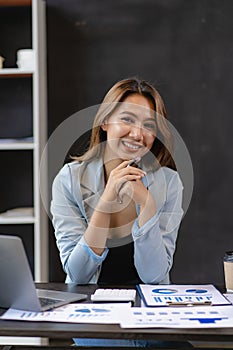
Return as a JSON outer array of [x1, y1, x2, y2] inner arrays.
[[0, 283, 233, 349]]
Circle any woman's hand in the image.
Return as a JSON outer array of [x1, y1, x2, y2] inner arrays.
[[121, 179, 156, 227], [115, 163, 157, 227], [101, 160, 146, 205], [120, 177, 148, 206]]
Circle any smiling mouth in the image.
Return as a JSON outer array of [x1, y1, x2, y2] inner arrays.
[[122, 141, 143, 150]]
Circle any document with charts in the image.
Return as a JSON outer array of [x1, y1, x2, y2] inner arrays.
[[117, 305, 233, 328], [1, 303, 131, 324], [137, 284, 230, 307]]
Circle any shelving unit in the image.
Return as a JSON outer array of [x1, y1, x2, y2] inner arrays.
[[0, 0, 48, 346], [0, 0, 48, 282]]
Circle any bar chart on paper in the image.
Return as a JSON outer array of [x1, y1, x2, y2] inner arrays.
[[137, 284, 231, 307], [118, 305, 233, 328]]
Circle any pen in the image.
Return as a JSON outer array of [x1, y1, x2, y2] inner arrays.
[[166, 301, 212, 307], [127, 156, 141, 168]]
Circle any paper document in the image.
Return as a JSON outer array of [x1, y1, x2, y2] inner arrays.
[[1, 303, 131, 324], [137, 284, 230, 307], [224, 293, 233, 304], [2, 302, 233, 329], [117, 305, 233, 328]]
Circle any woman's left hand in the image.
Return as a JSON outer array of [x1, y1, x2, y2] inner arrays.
[[119, 177, 157, 227], [119, 178, 147, 206]]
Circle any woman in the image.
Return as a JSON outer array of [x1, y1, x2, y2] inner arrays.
[[51, 77, 186, 347], [51, 77, 183, 287]]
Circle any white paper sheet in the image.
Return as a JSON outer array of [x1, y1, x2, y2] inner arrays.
[[224, 293, 233, 304], [137, 284, 230, 307], [2, 302, 233, 329], [1, 303, 131, 324], [117, 305, 233, 328]]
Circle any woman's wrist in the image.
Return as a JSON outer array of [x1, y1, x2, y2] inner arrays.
[[138, 194, 156, 227], [96, 195, 124, 214]]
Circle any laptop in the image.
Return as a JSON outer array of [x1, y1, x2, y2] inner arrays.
[[0, 235, 87, 311]]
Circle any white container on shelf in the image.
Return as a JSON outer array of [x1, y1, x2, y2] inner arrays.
[[16, 49, 35, 70]]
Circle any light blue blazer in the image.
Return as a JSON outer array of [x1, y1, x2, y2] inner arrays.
[[51, 157, 183, 284]]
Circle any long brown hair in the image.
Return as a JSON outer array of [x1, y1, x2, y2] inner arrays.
[[73, 77, 176, 170]]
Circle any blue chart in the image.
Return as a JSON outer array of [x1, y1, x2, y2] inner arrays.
[[152, 289, 177, 294], [65, 304, 122, 323], [183, 317, 227, 324], [74, 308, 110, 313], [68, 306, 112, 320], [151, 287, 212, 305], [185, 289, 208, 293]]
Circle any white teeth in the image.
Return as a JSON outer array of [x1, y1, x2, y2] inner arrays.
[[123, 141, 141, 149]]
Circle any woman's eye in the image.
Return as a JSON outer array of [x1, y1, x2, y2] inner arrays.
[[121, 117, 134, 124], [144, 123, 156, 131]]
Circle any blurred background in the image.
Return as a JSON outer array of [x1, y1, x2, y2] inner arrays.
[[1, 0, 232, 286], [46, 0, 233, 285]]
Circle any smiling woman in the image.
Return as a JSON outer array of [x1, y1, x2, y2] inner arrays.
[[51, 76, 183, 284], [78, 77, 176, 171], [101, 94, 156, 162], [51, 75, 184, 297], [51, 77, 185, 347]]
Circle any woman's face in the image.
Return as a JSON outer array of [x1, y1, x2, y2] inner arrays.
[[101, 93, 156, 160]]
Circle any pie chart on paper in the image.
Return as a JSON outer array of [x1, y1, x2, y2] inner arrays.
[[151, 288, 178, 294]]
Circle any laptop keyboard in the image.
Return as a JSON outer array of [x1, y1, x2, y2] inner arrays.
[[39, 297, 62, 308]]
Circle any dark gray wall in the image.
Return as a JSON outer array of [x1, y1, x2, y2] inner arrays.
[[46, 0, 233, 285]]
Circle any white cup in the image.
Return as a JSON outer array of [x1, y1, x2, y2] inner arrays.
[[16, 49, 35, 70], [223, 251, 233, 293]]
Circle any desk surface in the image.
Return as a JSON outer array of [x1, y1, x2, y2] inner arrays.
[[0, 283, 233, 342]]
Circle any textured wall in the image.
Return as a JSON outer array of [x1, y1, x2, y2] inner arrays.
[[46, 0, 233, 285]]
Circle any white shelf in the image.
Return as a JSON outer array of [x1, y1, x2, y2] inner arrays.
[[0, 68, 34, 76], [0, 142, 34, 150], [0, 216, 35, 224], [0, 207, 34, 224]]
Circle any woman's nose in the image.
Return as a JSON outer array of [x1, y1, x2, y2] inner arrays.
[[129, 124, 143, 140]]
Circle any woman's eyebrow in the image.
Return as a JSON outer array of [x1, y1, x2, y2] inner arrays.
[[120, 111, 137, 118]]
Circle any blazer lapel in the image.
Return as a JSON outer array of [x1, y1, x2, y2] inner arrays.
[[80, 158, 105, 222]]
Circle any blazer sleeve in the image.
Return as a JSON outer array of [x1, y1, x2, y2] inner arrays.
[[132, 170, 183, 284], [50, 164, 108, 284]]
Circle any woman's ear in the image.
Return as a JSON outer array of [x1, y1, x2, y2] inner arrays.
[[101, 121, 107, 131]]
